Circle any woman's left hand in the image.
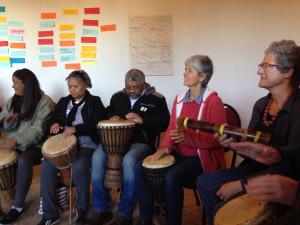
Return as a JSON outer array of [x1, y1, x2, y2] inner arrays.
[[62, 127, 76, 137], [170, 128, 185, 143], [217, 180, 242, 200], [0, 138, 17, 150], [230, 142, 282, 165]]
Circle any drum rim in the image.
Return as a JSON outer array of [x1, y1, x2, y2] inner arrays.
[[0, 150, 18, 169], [142, 155, 176, 169], [97, 119, 136, 128], [42, 134, 77, 157]]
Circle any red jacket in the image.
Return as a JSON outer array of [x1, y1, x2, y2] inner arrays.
[[159, 88, 226, 172]]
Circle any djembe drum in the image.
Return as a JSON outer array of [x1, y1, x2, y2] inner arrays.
[[0, 146, 18, 213], [142, 154, 176, 220], [97, 120, 136, 188], [214, 194, 277, 225]]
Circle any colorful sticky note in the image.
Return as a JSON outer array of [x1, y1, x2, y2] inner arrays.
[[0, 16, 7, 23], [38, 38, 53, 45], [40, 21, 55, 28], [65, 63, 81, 70], [60, 40, 75, 47], [40, 46, 55, 53], [80, 52, 96, 58], [9, 29, 25, 35], [0, 41, 8, 47], [42, 61, 57, 67], [38, 30, 54, 37], [81, 46, 97, 52], [59, 33, 75, 39], [8, 35, 23, 42], [0, 55, 9, 62], [0, 47, 9, 54], [82, 20, 98, 27], [81, 37, 97, 43], [10, 42, 26, 49], [62, 9, 78, 15], [59, 24, 75, 31], [8, 21, 23, 28], [0, 7, 5, 13], [100, 24, 116, 32], [82, 59, 97, 66], [0, 30, 8, 37], [60, 48, 75, 54], [82, 28, 98, 36], [39, 54, 54, 61], [10, 58, 25, 64], [60, 54, 75, 62], [10, 50, 26, 58], [84, 7, 100, 14], [0, 24, 7, 30], [41, 13, 56, 19]]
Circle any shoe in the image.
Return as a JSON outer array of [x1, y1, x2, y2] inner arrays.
[[36, 217, 60, 225], [75, 209, 86, 225], [0, 208, 23, 225], [108, 215, 132, 225], [87, 211, 113, 225]]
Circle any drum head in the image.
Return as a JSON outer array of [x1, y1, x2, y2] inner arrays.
[[97, 119, 136, 128], [214, 194, 267, 225], [142, 154, 175, 169], [42, 134, 77, 157], [0, 149, 18, 168]]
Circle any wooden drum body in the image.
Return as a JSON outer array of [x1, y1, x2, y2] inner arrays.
[[42, 134, 77, 170], [97, 120, 136, 188]]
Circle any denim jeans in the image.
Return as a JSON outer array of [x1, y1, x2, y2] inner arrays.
[[91, 143, 152, 218], [136, 152, 203, 225]]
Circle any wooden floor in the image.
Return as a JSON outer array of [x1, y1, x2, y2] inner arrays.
[[1, 166, 203, 225]]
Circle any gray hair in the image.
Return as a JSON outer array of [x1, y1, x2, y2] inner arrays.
[[125, 69, 145, 84], [265, 40, 300, 87], [65, 70, 92, 88], [185, 55, 213, 87]]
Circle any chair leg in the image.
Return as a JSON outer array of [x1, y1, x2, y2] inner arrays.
[[202, 209, 207, 225], [193, 188, 200, 205], [230, 152, 237, 168]]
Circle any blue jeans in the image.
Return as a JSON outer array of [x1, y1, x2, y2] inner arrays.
[[91, 143, 152, 218], [136, 152, 203, 225]]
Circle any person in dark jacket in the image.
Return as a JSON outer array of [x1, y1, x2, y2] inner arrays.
[[88, 69, 170, 225], [37, 70, 106, 225]]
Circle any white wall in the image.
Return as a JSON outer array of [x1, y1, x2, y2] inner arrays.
[[1, 0, 300, 126]]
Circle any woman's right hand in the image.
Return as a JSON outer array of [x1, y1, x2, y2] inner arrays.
[[50, 123, 62, 134], [214, 133, 235, 147], [152, 147, 169, 160], [110, 115, 121, 121]]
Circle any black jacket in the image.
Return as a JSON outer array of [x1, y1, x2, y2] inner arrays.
[[107, 83, 170, 148], [52, 91, 106, 144]]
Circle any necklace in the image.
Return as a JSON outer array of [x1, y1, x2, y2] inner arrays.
[[262, 94, 290, 127]]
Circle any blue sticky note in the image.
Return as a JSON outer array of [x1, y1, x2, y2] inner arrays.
[[0, 30, 8, 37], [0, 47, 9, 54], [82, 28, 98, 36], [10, 57, 25, 64], [38, 54, 54, 61], [8, 35, 23, 42], [0, 61, 11, 67], [8, 21, 23, 28], [40, 21, 55, 28], [10, 50, 26, 58], [60, 48, 75, 54], [40, 46, 55, 53], [60, 54, 75, 62], [0, 24, 7, 30], [0, 6, 5, 13]]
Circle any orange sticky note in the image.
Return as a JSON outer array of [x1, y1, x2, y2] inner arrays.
[[65, 63, 81, 70], [42, 61, 57, 67], [41, 13, 56, 19], [10, 43, 26, 49], [60, 33, 75, 39], [100, 24, 116, 32], [59, 24, 75, 31], [60, 40, 75, 47], [62, 9, 78, 15]]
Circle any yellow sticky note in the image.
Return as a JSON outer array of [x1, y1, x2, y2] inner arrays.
[[0, 55, 10, 62], [59, 24, 75, 31], [81, 46, 97, 52], [80, 52, 96, 59], [82, 60, 97, 66], [60, 33, 75, 39], [0, 16, 7, 23], [62, 9, 78, 15]]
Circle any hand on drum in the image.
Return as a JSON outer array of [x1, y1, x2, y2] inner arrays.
[[245, 174, 298, 205], [229, 142, 282, 165], [62, 127, 76, 137], [217, 180, 242, 200], [110, 115, 121, 121], [50, 123, 63, 134], [170, 128, 185, 143], [152, 147, 169, 160], [214, 133, 235, 147], [126, 112, 143, 124], [0, 138, 17, 150]]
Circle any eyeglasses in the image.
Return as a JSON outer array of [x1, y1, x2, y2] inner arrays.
[[258, 63, 279, 71]]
